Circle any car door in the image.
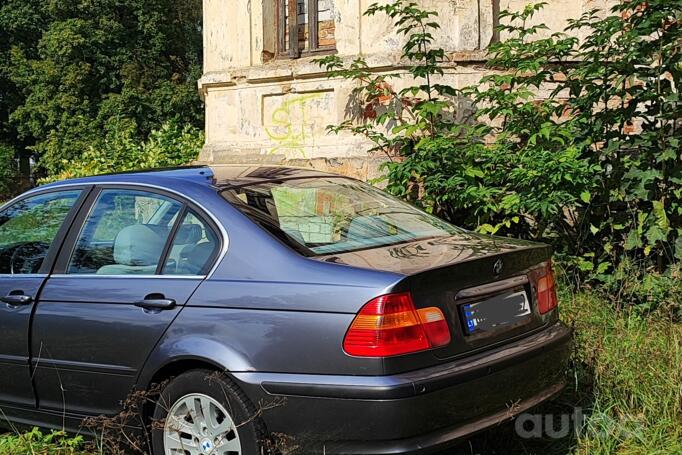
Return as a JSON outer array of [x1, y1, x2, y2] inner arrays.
[[0, 188, 88, 407], [31, 186, 221, 416]]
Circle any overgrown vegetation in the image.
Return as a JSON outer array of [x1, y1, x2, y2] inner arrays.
[[454, 289, 682, 455], [0, 428, 85, 454], [316, 0, 682, 284], [0, 0, 204, 191]]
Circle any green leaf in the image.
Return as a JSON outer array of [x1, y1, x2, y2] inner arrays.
[[578, 259, 594, 272], [624, 230, 643, 251]]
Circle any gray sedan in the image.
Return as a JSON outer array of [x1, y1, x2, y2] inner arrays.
[[0, 165, 571, 454]]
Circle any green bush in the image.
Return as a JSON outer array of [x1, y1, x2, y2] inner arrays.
[[43, 120, 203, 183], [594, 260, 682, 320], [317, 0, 682, 278]]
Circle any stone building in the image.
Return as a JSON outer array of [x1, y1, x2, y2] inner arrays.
[[199, 0, 611, 180]]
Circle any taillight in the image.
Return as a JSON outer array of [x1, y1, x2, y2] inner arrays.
[[343, 292, 451, 357], [536, 261, 558, 314]]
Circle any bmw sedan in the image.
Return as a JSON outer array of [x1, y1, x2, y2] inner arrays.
[[0, 165, 571, 455]]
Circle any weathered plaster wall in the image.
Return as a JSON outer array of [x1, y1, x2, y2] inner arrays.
[[199, 0, 614, 180]]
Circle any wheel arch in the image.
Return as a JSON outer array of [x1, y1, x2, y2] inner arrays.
[[138, 336, 255, 393]]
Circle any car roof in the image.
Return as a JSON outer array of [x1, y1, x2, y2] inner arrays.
[[39, 164, 348, 191]]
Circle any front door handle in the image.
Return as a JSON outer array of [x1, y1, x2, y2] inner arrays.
[[134, 298, 176, 311], [2, 294, 33, 306]]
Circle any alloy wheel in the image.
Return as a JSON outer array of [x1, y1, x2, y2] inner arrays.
[[164, 393, 242, 455]]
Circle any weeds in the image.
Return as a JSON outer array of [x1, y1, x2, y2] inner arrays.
[[453, 289, 682, 455], [0, 428, 86, 455]]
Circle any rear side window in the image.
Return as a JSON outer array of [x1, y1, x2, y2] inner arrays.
[[0, 190, 82, 274], [162, 210, 220, 276], [68, 190, 182, 275], [221, 178, 462, 255]]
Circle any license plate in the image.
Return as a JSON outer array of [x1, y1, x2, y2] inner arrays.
[[461, 290, 532, 335]]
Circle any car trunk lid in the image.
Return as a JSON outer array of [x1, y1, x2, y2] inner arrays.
[[318, 232, 553, 359]]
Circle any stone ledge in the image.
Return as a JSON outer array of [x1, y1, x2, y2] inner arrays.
[[198, 50, 492, 91]]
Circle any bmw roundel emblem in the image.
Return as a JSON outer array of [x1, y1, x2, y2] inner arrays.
[[493, 259, 504, 276], [201, 439, 213, 452]]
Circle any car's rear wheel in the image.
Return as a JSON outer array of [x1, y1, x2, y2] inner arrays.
[[152, 369, 267, 455]]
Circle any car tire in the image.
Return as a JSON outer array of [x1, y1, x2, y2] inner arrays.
[[152, 369, 267, 455]]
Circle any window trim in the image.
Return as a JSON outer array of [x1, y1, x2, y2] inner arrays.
[[277, 0, 337, 59], [50, 183, 226, 279], [0, 186, 93, 276], [156, 204, 188, 275]]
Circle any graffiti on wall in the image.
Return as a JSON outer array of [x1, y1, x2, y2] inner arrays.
[[264, 93, 325, 157]]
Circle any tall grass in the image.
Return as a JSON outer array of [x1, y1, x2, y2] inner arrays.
[[458, 290, 682, 455], [566, 292, 682, 455]]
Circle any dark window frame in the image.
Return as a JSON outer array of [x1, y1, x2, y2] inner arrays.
[[277, 0, 336, 59]]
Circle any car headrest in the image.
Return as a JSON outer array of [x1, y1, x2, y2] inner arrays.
[[113, 224, 167, 267], [175, 224, 203, 245], [179, 242, 217, 274]]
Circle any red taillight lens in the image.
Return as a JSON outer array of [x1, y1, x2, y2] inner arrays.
[[537, 262, 558, 314], [343, 292, 451, 357]]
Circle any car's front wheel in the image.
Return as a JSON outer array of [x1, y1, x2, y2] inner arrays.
[[152, 369, 267, 455]]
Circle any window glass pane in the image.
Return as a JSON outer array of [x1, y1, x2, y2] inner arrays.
[[0, 190, 81, 274], [163, 210, 219, 276], [283, 0, 307, 51], [69, 190, 182, 275], [318, 0, 336, 47], [222, 178, 463, 256], [282, 0, 335, 54]]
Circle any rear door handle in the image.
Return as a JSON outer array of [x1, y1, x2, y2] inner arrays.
[[2, 294, 33, 306], [134, 298, 177, 311]]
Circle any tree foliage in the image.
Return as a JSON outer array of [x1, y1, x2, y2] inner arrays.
[[0, 143, 18, 201], [317, 0, 682, 277], [0, 0, 204, 180], [42, 120, 204, 184]]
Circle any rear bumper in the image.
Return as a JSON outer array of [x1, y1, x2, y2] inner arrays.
[[233, 322, 572, 454]]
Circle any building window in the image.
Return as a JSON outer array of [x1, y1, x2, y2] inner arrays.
[[278, 0, 336, 58]]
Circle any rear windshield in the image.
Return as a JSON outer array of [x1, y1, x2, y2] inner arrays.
[[221, 177, 463, 256]]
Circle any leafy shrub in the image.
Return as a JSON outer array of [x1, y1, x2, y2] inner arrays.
[[318, 0, 682, 276], [596, 260, 682, 319], [561, 0, 682, 273], [43, 120, 203, 183]]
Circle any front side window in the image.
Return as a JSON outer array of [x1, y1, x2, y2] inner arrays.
[[69, 190, 182, 275], [222, 178, 463, 255], [0, 190, 82, 274], [278, 0, 336, 58]]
